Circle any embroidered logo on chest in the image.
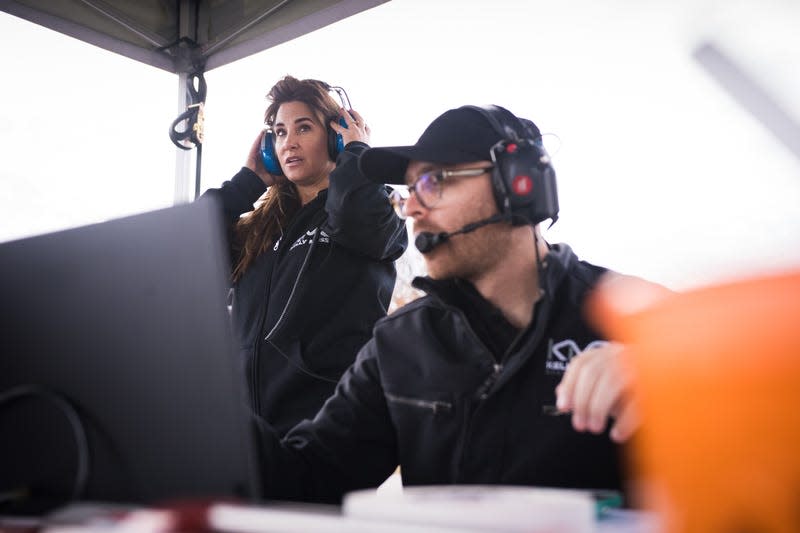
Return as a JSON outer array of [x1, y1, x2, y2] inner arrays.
[[545, 339, 608, 375], [289, 228, 330, 251]]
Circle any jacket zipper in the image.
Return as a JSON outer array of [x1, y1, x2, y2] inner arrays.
[[476, 363, 503, 400], [250, 256, 277, 417], [421, 279, 552, 483], [252, 219, 326, 415], [263, 227, 320, 342], [433, 303, 504, 399], [385, 393, 452, 414], [249, 227, 285, 417], [474, 289, 549, 400]]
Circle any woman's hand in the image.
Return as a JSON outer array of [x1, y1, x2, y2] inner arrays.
[[245, 130, 279, 187], [330, 107, 370, 147]]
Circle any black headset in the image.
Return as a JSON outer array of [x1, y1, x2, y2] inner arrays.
[[463, 105, 559, 227], [260, 81, 351, 176]]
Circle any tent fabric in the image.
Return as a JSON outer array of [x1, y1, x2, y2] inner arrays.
[[0, 0, 388, 73]]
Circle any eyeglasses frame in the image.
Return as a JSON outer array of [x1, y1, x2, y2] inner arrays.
[[389, 165, 494, 218]]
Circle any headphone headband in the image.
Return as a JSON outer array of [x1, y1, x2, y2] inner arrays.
[[307, 79, 352, 111], [261, 81, 351, 176], [463, 105, 532, 143]]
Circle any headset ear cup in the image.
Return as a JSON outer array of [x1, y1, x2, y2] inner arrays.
[[489, 148, 512, 217], [507, 142, 558, 225], [327, 127, 341, 161], [469, 105, 560, 226], [491, 140, 559, 226], [260, 132, 282, 176], [327, 116, 348, 161]]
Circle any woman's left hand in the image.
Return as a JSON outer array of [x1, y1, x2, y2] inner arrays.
[[330, 107, 370, 147]]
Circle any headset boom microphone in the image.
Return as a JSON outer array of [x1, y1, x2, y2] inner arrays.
[[415, 214, 510, 254]]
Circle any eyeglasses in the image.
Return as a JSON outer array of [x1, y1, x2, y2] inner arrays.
[[389, 166, 493, 219]]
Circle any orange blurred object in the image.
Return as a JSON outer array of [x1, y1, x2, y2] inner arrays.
[[589, 271, 800, 533]]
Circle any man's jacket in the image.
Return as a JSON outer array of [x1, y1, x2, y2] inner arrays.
[[260, 244, 625, 502]]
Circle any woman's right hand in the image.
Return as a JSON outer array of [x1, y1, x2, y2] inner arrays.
[[245, 131, 278, 187]]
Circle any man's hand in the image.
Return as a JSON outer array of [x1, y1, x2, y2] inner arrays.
[[555, 342, 638, 443]]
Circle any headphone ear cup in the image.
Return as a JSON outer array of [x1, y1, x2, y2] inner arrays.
[[491, 140, 559, 225], [260, 132, 282, 176], [327, 116, 347, 161], [489, 161, 511, 217]]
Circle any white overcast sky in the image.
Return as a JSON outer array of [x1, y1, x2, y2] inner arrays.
[[1, 0, 799, 291]]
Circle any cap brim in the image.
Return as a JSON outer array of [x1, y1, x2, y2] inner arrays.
[[359, 145, 487, 185]]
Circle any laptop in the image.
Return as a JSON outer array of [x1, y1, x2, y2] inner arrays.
[[0, 198, 261, 516]]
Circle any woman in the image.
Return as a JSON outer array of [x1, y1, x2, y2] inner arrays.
[[204, 76, 407, 434]]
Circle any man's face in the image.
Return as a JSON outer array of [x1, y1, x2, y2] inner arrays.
[[404, 160, 512, 281]]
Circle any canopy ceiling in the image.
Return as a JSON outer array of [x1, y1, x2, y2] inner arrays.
[[0, 0, 388, 73], [0, 0, 389, 201]]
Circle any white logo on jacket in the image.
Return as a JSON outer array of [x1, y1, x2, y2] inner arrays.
[[289, 228, 330, 251], [545, 339, 608, 374]]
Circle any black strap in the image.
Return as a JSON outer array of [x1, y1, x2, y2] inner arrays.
[[169, 70, 207, 198], [169, 70, 206, 149]]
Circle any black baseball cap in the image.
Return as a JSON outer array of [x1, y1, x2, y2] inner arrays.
[[359, 105, 541, 185]]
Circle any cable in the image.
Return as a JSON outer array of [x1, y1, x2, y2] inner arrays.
[[0, 385, 90, 502], [263, 227, 321, 342], [533, 228, 548, 301], [267, 340, 340, 385], [262, 221, 340, 384]]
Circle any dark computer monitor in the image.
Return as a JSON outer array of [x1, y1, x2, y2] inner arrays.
[[0, 199, 261, 515]]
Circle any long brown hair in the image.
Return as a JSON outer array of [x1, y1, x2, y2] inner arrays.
[[231, 76, 342, 281]]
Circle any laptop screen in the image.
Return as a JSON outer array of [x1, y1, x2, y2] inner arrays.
[[0, 199, 260, 515]]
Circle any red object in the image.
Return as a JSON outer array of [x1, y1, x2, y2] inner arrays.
[[512, 175, 533, 195]]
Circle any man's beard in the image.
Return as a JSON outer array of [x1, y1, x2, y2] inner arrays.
[[423, 221, 512, 281]]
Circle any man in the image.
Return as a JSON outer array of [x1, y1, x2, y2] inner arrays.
[[258, 104, 639, 503]]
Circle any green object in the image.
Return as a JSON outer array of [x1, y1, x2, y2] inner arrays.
[[592, 490, 624, 518]]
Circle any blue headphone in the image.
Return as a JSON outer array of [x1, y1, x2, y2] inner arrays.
[[260, 82, 352, 176]]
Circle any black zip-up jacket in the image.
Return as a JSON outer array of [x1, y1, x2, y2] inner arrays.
[[258, 244, 625, 502], [203, 142, 407, 434]]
